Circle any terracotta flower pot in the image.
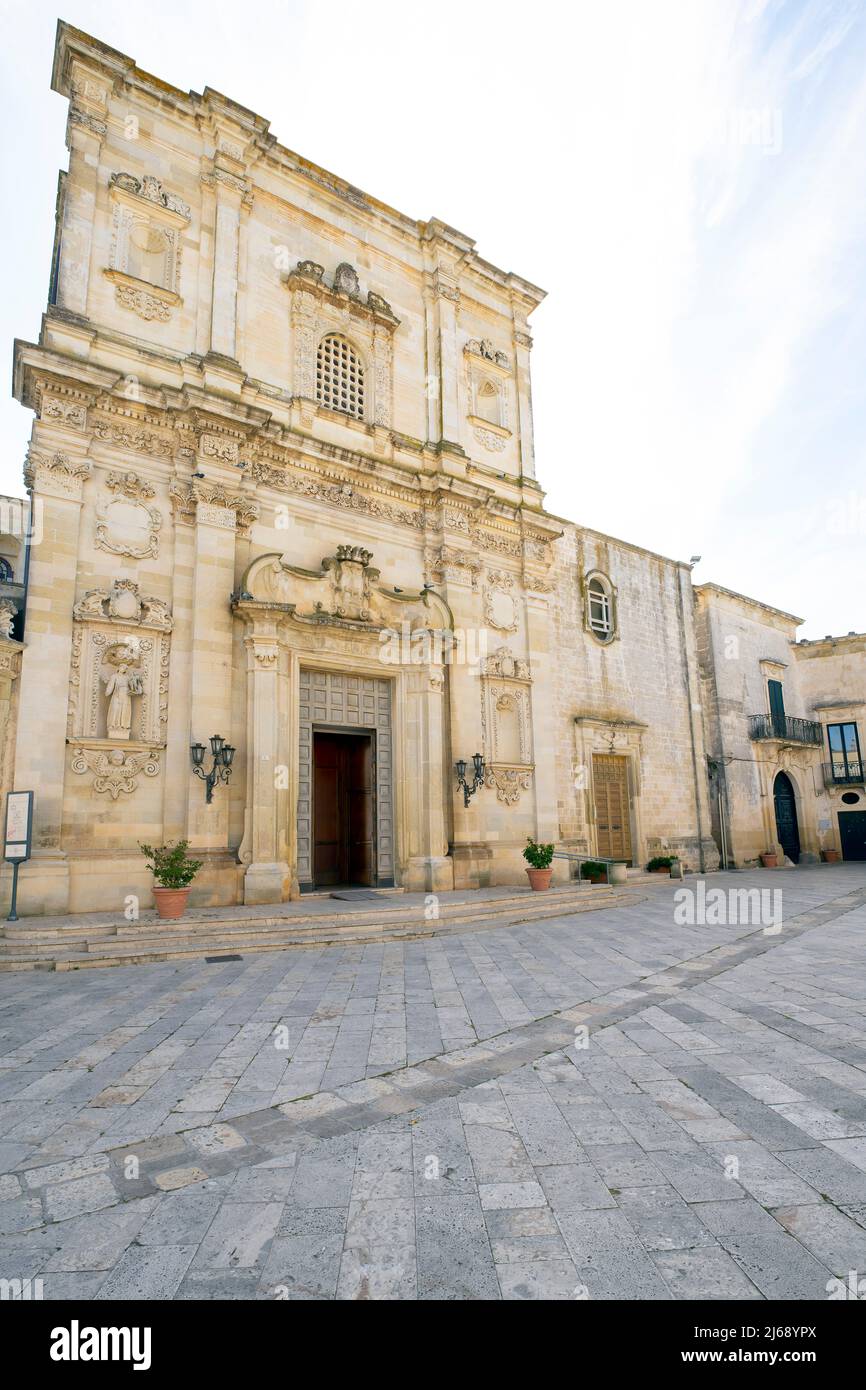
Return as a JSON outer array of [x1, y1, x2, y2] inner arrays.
[[760, 853, 778, 868], [526, 867, 553, 891], [822, 849, 840, 863], [651, 866, 670, 874], [153, 886, 191, 920]]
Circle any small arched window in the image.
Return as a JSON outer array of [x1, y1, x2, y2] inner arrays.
[[476, 379, 501, 426], [0, 558, 13, 583], [586, 574, 614, 639], [316, 334, 365, 419]]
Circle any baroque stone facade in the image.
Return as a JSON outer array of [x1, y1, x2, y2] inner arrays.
[[1, 24, 863, 914]]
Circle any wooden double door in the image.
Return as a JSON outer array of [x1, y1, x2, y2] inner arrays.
[[313, 731, 375, 888], [592, 755, 633, 862]]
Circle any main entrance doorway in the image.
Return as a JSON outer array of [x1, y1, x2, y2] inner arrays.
[[773, 771, 800, 863], [592, 755, 633, 863], [313, 731, 374, 888]]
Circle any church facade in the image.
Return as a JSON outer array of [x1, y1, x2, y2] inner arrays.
[[1, 23, 862, 916]]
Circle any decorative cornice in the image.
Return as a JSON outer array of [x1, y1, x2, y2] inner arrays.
[[109, 171, 191, 221], [282, 259, 400, 329], [465, 338, 511, 369], [92, 416, 174, 458]]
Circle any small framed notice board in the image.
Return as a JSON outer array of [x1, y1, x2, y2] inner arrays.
[[4, 791, 33, 920]]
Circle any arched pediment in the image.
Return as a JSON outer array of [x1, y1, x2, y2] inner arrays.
[[236, 547, 453, 632]]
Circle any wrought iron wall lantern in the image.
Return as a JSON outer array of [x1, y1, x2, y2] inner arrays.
[[191, 734, 235, 803], [455, 753, 485, 808]]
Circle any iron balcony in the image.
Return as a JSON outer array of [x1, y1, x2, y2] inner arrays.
[[823, 759, 865, 786], [749, 714, 823, 745]]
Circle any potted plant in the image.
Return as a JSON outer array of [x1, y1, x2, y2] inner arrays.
[[523, 837, 555, 891], [139, 839, 203, 920], [646, 855, 675, 874], [580, 860, 607, 884], [760, 850, 778, 868]]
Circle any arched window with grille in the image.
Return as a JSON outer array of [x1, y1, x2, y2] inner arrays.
[[586, 573, 615, 640], [316, 334, 365, 419]]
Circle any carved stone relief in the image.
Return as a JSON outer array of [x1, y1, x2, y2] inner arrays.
[[473, 427, 507, 454], [70, 746, 160, 799], [109, 171, 191, 220], [69, 580, 171, 748], [237, 546, 450, 638], [482, 645, 531, 680], [95, 472, 162, 559], [483, 571, 520, 634], [169, 479, 259, 535], [465, 338, 511, 368], [322, 546, 378, 621], [484, 765, 534, 805], [114, 284, 172, 322], [40, 396, 88, 431], [333, 262, 361, 297], [92, 418, 174, 458], [24, 451, 92, 499], [479, 639, 534, 805]]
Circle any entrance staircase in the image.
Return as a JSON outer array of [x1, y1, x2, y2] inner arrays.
[[0, 882, 644, 973]]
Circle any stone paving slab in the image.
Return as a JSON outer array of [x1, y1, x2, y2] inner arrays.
[[2, 865, 866, 1299]]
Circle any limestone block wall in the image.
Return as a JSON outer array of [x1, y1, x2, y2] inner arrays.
[[550, 526, 718, 871], [694, 586, 833, 865]]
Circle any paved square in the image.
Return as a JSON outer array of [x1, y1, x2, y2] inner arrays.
[[2, 865, 866, 1299]]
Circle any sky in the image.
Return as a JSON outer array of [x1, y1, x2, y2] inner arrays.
[[0, 0, 864, 638]]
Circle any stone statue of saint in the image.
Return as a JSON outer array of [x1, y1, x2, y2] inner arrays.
[[103, 645, 143, 741]]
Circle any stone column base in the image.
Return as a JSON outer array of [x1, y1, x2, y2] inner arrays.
[[243, 861, 298, 905], [403, 855, 454, 893], [451, 842, 493, 890]]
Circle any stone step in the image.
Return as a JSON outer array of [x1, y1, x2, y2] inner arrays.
[[0, 883, 612, 945], [0, 890, 617, 955], [0, 889, 642, 971]]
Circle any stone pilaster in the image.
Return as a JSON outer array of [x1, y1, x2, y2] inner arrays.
[[205, 166, 250, 362], [402, 664, 453, 892], [56, 69, 108, 317], [0, 638, 24, 805], [238, 624, 295, 904], [524, 588, 565, 875], [14, 450, 92, 913], [186, 492, 238, 851], [513, 325, 536, 480]]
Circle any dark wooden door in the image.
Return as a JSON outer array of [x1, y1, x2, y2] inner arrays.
[[839, 811, 866, 861], [313, 732, 374, 887], [773, 771, 800, 863]]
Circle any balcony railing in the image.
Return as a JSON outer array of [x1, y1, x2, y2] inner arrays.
[[823, 759, 865, 787], [749, 714, 823, 745]]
